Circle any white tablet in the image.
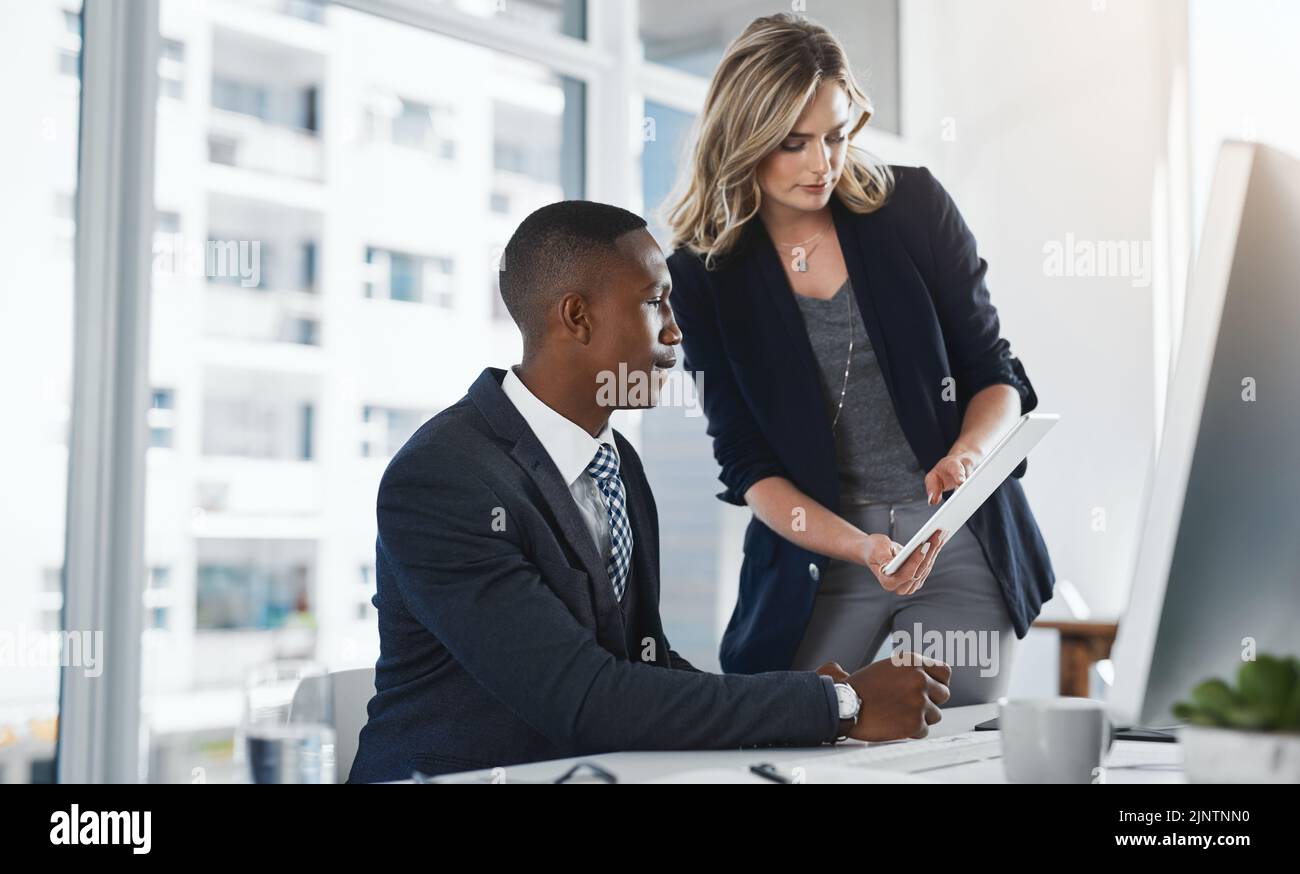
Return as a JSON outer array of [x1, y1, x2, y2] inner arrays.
[[882, 413, 1060, 576]]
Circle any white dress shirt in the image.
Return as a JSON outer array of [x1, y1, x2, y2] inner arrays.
[[501, 366, 620, 561]]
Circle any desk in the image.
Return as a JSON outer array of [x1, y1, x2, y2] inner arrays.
[[1033, 620, 1119, 697], [421, 704, 1185, 784]]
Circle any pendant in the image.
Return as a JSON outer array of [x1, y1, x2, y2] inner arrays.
[[793, 256, 808, 273]]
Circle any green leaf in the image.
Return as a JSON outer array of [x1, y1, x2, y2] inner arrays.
[[1190, 678, 1240, 717], [1238, 657, 1290, 721]]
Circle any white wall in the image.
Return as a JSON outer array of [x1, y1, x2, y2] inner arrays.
[[1188, 0, 1300, 244], [895, 0, 1191, 622]]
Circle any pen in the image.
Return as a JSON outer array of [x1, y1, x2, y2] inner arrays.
[[750, 763, 794, 784]]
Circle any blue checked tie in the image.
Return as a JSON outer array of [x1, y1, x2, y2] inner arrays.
[[585, 442, 633, 601]]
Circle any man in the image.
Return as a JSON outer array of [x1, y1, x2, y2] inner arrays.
[[348, 201, 950, 782]]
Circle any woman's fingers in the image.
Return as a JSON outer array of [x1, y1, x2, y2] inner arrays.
[[944, 457, 968, 489], [896, 531, 944, 596], [874, 529, 945, 595], [924, 468, 945, 504], [927, 456, 973, 503], [890, 542, 930, 592]]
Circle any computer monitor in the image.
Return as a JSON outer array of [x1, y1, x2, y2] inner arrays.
[[1109, 141, 1300, 727]]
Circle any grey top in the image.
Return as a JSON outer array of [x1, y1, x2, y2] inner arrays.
[[793, 277, 928, 507]]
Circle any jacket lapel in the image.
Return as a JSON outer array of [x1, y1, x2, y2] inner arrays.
[[614, 432, 660, 650], [743, 219, 837, 460], [468, 368, 627, 656], [831, 194, 898, 399]]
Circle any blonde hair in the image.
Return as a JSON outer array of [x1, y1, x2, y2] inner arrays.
[[664, 13, 894, 268]]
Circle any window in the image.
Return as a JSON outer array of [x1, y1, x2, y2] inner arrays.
[[638, 0, 900, 134], [53, 191, 76, 261], [149, 388, 176, 449], [300, 403, 314, 461], [639, 100, 695, 246], [159, 38, 185, 101], [439, 0, 586, 38], [387, 97, 456, 157], [3, 0, 83, 784], [29, 0, 918, 784], [299, 241, 317, 292], [39, 568, 64, 633], [139, 0, 586, 783], [363, 246, 455, 307], [144, 567, 173, 632], [196, 563, 311, 630], [363, 92, 457, 158], [212, 75, 321, 134], [202, 394, 316, 461], [155, 210, 181, 235], [148, 566, 172, 590], [212, 76, 270, 122], [283, 0, 326, 24], [360, 405, 429, 458], [57, 7, 80, 79]]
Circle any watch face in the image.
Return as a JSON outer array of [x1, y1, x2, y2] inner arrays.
[[836, 684, 860, 718]]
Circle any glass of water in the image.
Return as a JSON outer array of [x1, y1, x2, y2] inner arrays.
[[239, 660, 337, 784]]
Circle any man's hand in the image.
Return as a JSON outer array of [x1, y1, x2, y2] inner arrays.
[[841, 652, 951, 742], [815, 661, 851, 683]]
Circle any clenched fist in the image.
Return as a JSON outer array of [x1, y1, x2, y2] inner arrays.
[[818, 653, 952, 742]]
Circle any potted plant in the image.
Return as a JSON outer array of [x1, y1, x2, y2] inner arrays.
[[1172, 653, 1300, 783]]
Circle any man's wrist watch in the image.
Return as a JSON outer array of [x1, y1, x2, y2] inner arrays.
[[833, 682, 861, 740]]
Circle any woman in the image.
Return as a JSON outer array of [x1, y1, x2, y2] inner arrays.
[[664, 14, 1054, 705]]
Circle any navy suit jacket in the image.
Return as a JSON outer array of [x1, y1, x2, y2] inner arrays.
[[348, 368, 840, 782], [666, 165, 1055, 675]]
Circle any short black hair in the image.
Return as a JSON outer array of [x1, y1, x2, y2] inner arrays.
[[499, 200, 649, 344]]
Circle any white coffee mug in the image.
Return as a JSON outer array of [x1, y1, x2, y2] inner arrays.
[[998, 697, 1113, 784]]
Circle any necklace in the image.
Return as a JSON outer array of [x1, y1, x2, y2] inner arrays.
[[829, 284, 854, 432], [776, 219, 832, 249], [777, 218, 832, 273]]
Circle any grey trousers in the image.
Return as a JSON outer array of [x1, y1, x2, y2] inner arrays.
[[789, 498, 1018, 706]]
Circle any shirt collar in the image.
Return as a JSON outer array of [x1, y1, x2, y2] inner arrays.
[[501, 366, 617, 487]]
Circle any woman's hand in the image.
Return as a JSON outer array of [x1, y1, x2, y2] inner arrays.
[[924, 448, 983, 505], [862, 530, 944, 595]]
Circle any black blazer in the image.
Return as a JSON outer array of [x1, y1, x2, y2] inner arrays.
[[667, 165, 1055, 675], [348, 368, 840, 782]]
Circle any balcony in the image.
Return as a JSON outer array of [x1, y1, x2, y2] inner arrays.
[[202, 283, 320, 347], [208, 108, 322, 182], [194, 458, 324, 530]]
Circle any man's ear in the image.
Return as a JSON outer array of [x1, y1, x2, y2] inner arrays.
[[558, 291, 592, 345]]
